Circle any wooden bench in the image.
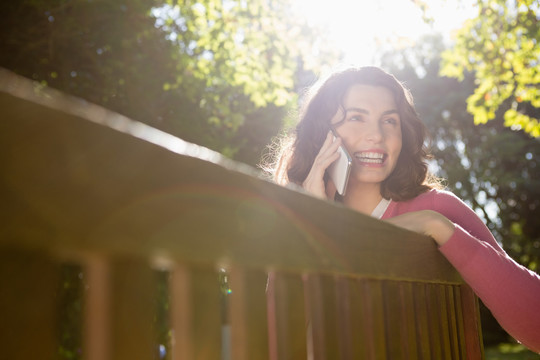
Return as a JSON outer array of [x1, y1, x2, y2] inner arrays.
[[0, 68, 484, 359]]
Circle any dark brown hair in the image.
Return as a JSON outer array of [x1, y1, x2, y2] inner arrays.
[[270, 66, 440, 201]]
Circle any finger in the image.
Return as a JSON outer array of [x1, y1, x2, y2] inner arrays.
[[315, 133, 341, 163], [320, 150, 340, 168], [311, 151, 340, 177], [322, 131, 341, 152], [317, 136, 341, 162]]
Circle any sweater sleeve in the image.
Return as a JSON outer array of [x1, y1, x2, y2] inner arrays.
[[434, 192, 540, 352]]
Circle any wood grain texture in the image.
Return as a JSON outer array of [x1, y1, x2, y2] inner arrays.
[[170, 264, 194, 360], [229, 267, 269, 360], [360, 279, 387, 359], [170, 265, 222, 360], [267, 272, 307, 360], [0, 248, 60, 360], [109, 257, 157, 360], [461, 284, 485, 359], [83, 255, 111, 360]]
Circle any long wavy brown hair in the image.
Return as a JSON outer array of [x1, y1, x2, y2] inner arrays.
[[268, 66, 441, 201]]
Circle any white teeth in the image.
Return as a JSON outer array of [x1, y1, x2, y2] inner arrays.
[[359, 158, 383, 163], [355, 152, 384, 159], [355, 152, 385, 163]]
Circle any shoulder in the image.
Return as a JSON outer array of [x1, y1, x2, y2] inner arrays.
[[419, 188, 466, 207], [392, 188, 464, 212], [423, 188, 475, 217], [385, 188, 475, 223]]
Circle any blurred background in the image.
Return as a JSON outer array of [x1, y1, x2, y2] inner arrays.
[[1, 0, 538, 358]]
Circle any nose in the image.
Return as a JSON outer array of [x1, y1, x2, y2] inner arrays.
[[365, 121, 383, 143]]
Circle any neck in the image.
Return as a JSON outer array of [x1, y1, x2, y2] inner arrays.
[[342, 182, 383, 215]]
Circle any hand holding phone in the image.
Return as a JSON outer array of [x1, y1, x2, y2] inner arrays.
[[327, 130, 352, 196]]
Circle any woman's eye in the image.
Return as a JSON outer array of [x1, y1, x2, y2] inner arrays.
[[349, 115, 363, 122], [383, 118, 398, 125]]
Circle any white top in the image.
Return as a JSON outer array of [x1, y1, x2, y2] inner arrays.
[[371, 198, 391, 219]]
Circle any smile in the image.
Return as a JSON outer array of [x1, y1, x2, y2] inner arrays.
[[354, 151, 387, 164]]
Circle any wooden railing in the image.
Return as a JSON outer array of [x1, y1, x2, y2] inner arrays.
[[0, 68, 484, 360]]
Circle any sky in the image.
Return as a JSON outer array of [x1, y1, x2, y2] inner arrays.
[[291, 0, 477, 66]]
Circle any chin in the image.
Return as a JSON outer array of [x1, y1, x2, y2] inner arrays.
[[351, 174, 387, 186]]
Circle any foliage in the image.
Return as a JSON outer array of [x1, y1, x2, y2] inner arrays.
[[0, 0, 338, 165], [440, 0, 540, 137], [58, 265, 83, 360], [485, 343, 540, 359], [380, 34, 540, 345]]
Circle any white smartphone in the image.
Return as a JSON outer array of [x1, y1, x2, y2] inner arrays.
[[327, 130, 352, 196]]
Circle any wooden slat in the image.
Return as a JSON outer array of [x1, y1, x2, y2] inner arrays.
[[170, 264, 222, 360], [170, 264, 194, 360], [381, 281, 403, 358], [426, 283, 444, 359], [412, 283, 432, 359], [228, 267, 270, 360], [83, 255, 111, 360], [460, 284, 484, 359], [398, 281, 419, 358], [267, 271, 307, 360], [435, 285, 453, 359], [303, 274, 325, 360], [359, 279, 387, 359], [335, 276, 367, 359], [192, 266, 222, 360], [303, 273, 340, 360], [445, 285, 461, 359], [376, 280, 420, 359], [322, 275, 339, 358], [452, 286, 467, 359], [109, 257, 157, 360], [334, 277, 353, 360], [0, 248, 60, 360]]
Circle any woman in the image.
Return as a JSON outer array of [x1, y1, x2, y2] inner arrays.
[[268, 66, 540, 352]]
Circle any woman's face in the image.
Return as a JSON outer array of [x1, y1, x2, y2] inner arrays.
[[330, 84, 402, 187]]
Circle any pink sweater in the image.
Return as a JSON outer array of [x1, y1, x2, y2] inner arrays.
[[381, 189, 540, 352]]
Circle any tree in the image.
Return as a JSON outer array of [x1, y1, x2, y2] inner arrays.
[[0, 0, 339, 165], [440, 0, 540, 137]]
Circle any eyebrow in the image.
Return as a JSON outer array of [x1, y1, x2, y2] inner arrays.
[[345, 107, 399, 116]]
